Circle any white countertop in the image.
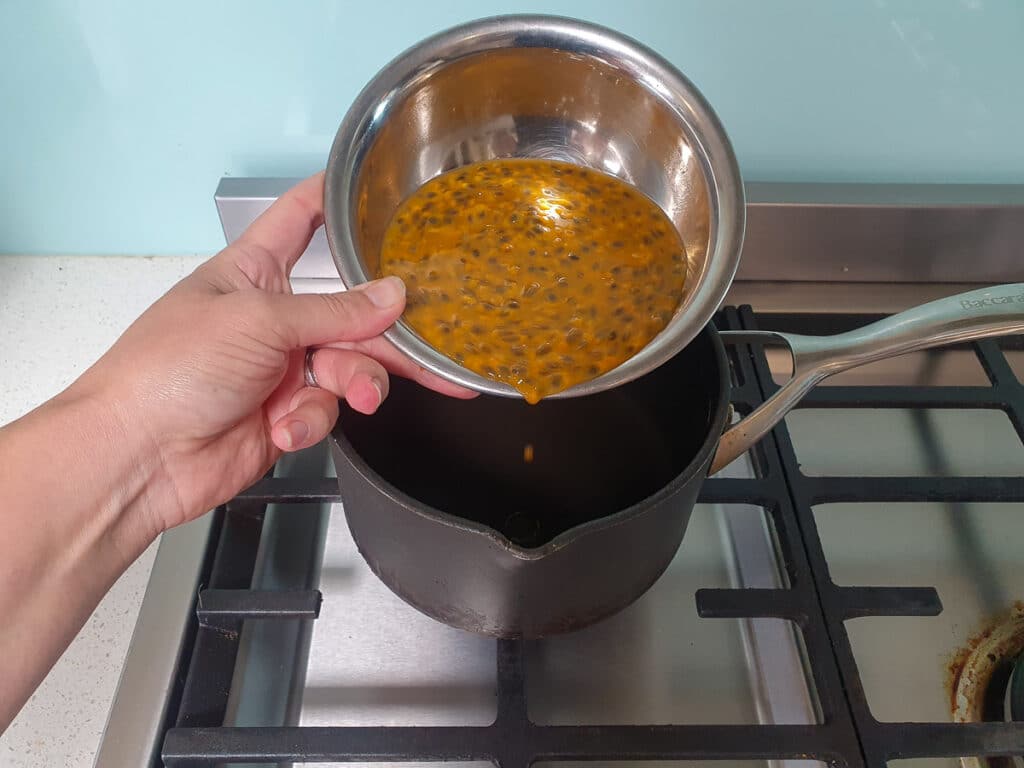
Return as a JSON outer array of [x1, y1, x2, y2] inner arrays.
[[0, 254, 207, 768]]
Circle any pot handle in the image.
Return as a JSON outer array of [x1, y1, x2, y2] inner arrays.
[[710, 283, 1024, 474]]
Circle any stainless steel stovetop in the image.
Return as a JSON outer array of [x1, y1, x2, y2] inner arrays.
[[94, 182, 1024, 768]]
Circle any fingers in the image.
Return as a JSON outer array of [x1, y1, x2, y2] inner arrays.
[[270, 386, 339, 452], [307, 348, 389, 415], [267, 276, 406, 349], [235, 172, 326, 275], [270, 348, 392, 452], [324, 335, 478, 399]]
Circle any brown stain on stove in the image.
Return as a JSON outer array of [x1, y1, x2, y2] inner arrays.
[[945, 600, 1024, 716]]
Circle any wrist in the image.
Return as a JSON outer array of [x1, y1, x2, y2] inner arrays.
[[48, 381, 171, 558]]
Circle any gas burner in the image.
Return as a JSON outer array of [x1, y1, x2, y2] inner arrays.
[[951, 605, 1024, 768]]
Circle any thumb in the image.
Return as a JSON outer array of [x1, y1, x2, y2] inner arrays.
[[268, 276, 406, 348]]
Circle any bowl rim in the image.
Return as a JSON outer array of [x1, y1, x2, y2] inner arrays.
[[324, 13, 746, 400]]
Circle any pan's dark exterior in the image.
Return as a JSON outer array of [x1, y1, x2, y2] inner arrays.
[[329, 325, 730, 638]]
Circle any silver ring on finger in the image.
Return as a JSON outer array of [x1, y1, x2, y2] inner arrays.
[[303, 348, 320, 389]]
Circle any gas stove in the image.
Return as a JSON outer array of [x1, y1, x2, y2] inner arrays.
[[94, 182, 1024, 767]]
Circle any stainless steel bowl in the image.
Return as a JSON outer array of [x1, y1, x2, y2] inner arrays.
[[324, 14, 745, 399]]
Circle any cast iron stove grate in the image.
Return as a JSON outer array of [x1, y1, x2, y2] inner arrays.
[[158, 306, 1024, 768]]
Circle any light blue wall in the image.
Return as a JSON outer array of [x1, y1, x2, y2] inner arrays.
[[1, 0, 1022, 255]]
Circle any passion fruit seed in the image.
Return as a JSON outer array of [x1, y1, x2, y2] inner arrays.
[[379, 158, 687, 402]]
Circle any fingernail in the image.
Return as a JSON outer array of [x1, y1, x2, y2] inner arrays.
[[359, 276, 405, 309], [371, 379, 384, 408], [284, 420, 309, 450]]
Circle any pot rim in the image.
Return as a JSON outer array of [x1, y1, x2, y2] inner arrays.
[[329, 323, 732, 560]]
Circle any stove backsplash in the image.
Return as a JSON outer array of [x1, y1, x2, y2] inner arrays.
[[4, 2, 1024, 257]]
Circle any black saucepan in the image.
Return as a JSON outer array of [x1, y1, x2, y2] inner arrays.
[[330, 324, 727, 638], [329, 285, 1024, 638]]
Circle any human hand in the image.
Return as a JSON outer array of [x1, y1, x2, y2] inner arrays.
[[66, 171, 474, 535]]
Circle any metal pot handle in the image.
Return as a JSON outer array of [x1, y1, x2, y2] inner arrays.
[[711, 283, 1024, 474]]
